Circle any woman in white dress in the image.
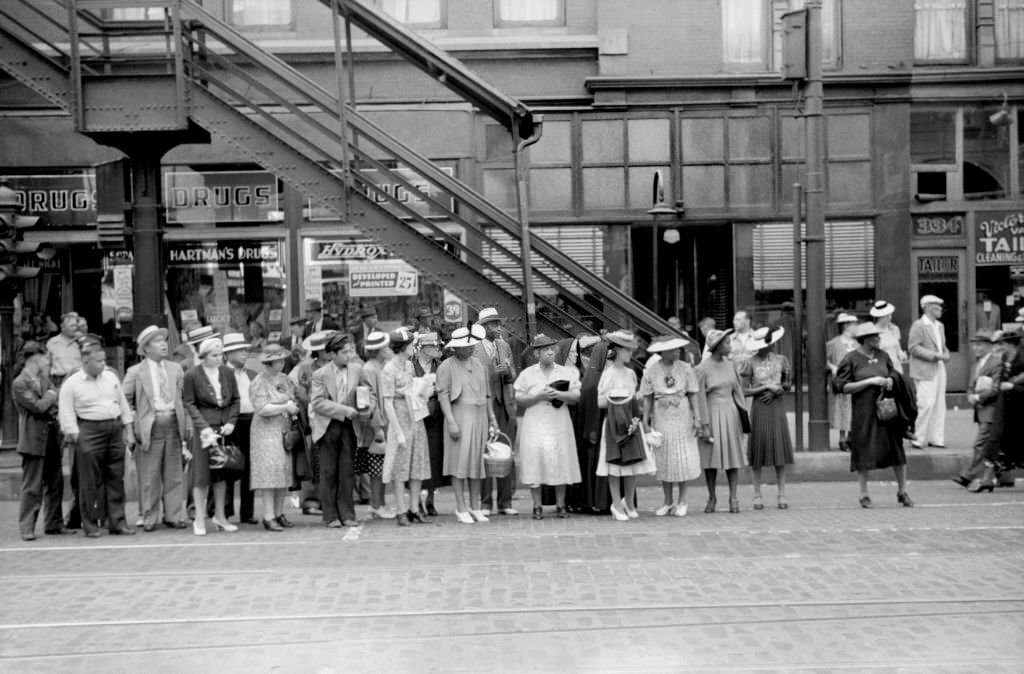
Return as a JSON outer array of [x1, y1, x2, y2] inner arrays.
[[597, 330, 656, 521], [514, 334, 582, 520]]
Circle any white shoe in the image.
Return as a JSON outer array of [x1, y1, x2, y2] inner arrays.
[[609, 504, 629, 522], [469, 509, 490, 523], [654, 504, 674, 517], [192, 519, 207, 536], [499, 507, 519, 516], [211, 517, 238, 533], [455, 510, 475, 524], [623, 501, 639, 519], [673, 503, 688, 517], [480, 508, 491, 516], [135, 516, 144, 527], [369, 506, 396, 520]]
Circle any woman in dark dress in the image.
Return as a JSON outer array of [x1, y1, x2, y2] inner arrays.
[[997, 328, 1024, 480], [183, 337, 241, 535], [834, 323, 912, 508], [413, 332, 446, 515], [566, 339, 611, 514]]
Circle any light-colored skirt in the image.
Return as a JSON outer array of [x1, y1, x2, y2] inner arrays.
[[698, 397, 747, 471], [443, 401, 489, 479], [517, 403, 581, 486]]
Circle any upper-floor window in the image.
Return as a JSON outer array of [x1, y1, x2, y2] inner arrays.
[[914, 0, 968, 62], [109, 8, 165, 21], [723, 0, 841, 70], [378, 0, 445, 28], [229, 0, 294, 29], [995, 0, 1024, 60], [494, 0, 565, 27]]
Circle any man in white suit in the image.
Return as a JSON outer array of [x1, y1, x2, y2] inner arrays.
[[123, 325, 190, 530], [310, 333, 369, 528], [908, 295, 950, 448]]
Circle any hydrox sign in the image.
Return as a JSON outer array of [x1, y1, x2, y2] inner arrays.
[[976, 211, 1024, 266], [165, 170, 278, 223]]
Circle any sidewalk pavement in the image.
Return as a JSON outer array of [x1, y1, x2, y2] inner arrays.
[[0, 409, 981, 500]]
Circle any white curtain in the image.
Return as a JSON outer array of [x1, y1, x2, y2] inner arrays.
[[995, 0, 1024, 59], [723, 0, 765, 65], [497, 0, 561, 23], [382, 0, 442, 25], [232, 0, 293, 26], [791, 0, 838, 64], [914, 0, 967, 61]]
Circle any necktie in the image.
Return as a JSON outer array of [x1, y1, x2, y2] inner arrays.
[[158, 362, 171, 402]]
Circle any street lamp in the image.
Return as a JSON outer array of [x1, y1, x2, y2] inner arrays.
[[648, 170, 683, 316]]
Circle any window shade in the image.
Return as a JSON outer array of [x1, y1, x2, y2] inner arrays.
[[753, 221, 875, 291], [481, 226, 604, 296]]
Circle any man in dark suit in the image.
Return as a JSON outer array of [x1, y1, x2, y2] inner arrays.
[[350, 305, 379, 360], [954, 330, 1005, 491], [302, 299, 338, 339], [222, 332, 257, 523], [13, 341, 70, 540]]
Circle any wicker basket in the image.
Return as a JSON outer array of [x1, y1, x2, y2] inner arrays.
[[483, 430, 514, 478]]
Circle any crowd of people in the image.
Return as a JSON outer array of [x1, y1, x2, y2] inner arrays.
[[10, 296, 1023, 541]]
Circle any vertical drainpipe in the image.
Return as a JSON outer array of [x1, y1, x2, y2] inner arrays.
[[513, 114, 544, 340]]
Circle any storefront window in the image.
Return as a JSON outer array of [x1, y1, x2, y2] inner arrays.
[[165, 240, 286, 348], [975, 210, 1024, 334]]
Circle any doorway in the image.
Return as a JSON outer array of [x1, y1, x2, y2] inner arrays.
[[910, 249, 968, 390], [631, 224, 733, 334]]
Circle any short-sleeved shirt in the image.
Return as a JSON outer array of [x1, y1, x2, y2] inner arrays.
[[513, 363, 581, 400], [47, 333, 81, 378], [640, 360, 698, 399], [58, 368, 133, 435]]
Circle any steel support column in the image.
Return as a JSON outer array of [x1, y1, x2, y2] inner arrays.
[[129, 152, 165, 332]]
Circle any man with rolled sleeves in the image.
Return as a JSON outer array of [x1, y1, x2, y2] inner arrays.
[[909, 295, 950, 449], [58, 341, 136, 537], [47, 312, 82, 386], [123, 325, 190, 531]]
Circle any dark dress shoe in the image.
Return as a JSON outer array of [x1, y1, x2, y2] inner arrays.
[[426, 502, 439, 517], [163, 521, 188, 529], [263, 518, 284, 532], [342, 519, 360, 527], [897, 492, 915, 507], [275, 514, 295, 528], [242, 518, 260, 525], [704, 498, 717, 514], [951, 475, 970, 488], [859, 496, 872, 508], [532, 506, 543, 520], [44, 527, 78, 535], [998, 480, 1016, 488], [21, 533, 36, 541], [966, 479, 995, 494], [396, 513, 410, 527], [109, 526, 136, 536], [407, 510, 426, 524], [555, 506, 569, 519], [326, 519, 342, 528], [302, 506, 324, 516]]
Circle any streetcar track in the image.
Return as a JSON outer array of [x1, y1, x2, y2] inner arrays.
[[3, 596, 1023, 631]]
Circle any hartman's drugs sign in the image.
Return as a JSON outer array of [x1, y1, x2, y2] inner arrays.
[[348, 261, 418, 297]]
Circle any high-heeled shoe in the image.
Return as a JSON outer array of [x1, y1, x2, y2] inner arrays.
[[407, 510, 426, 524], [555, 506, 569, 519], [455, 510, 474, 524], [425, 501, 438, 517], [704, 497, 717, 514], [396, 512, 410, 527], [777, 496, 789, 510], [859, 495, 872, 508], [728, 498, 740, 513], [263, 518, 284, 532], [752, 495, 764, 511], [673, 503, 688, 517], [211, 517, 238, 533], [532, 506, 544, 520], [609, 504, 629, 521], [623, 500, 639, 519], [966, 479, 995, 494], [275, 514, 295, 528], [469, 509, 490, 523], [897, 491, 915, 507], [192, 519, 207, 536]]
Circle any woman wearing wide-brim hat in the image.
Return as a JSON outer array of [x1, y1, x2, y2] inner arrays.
[[596, 330, 656, 521], [740, 326, 794, 510], [696, 328, 749, 513], [640, 336, 703, 517], [828, 313, 859, 452], [514, 333, 582, 519], [833, 322, 913, 508], [249, 344, 300, 531]]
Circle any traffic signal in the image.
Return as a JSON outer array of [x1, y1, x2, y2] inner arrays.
[[0, 181, 44, 282]]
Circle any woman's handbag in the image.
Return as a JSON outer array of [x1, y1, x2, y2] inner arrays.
[[282, 415, 303, 454], [209, 437, 245, 472], [735, 403, 751, 434], [876, 394, 898, 422]]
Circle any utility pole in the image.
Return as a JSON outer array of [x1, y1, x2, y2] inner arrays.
[[803, 1, 829, 451]]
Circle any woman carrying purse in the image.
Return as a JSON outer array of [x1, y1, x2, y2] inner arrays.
[[249, 344, 300, 531]]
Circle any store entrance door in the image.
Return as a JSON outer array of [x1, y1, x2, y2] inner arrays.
[[632, 224, 733, 334], [911, 250, 968, 391]]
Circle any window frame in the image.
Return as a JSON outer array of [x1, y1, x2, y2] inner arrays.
[[722, 0, 772, 70], [913, 0, 972, 65], [376, 0, 448, 29], [226, 0, 297, 32], [994, 0, 1024, 64], [492, 0, 566, 28]]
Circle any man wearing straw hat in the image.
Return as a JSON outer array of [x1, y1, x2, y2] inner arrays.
[[908, 295, 950, 449], [123, 325, 190, 531], [474, 308, 519, 515], [223, 332, 258, 524]]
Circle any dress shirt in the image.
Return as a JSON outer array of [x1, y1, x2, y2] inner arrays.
[[233, 365, 254, 414], [728, 331, 755, 363], [58, 368, 133, 435], [332, 361, 348, 393], [147, 358, 175, 412], [46, 333, 81, 377], [922, 315, 945, 355]]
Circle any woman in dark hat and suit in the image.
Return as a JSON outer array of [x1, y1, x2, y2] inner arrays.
[[566, 338, 611, 514]]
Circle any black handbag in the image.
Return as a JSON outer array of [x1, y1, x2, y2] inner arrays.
[[209, 438, 245, 472], [736, 403, 751, 434], [282, 415, 304, 454]]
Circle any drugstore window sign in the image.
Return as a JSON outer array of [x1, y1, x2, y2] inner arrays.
[[0, 173, 97, 228], [306, 164, 455, 221], [164, 170, 279, 224], [167, 241, 280, 265]]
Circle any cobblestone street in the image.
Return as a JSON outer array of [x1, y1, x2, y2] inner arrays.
[[1, 480, 1022, 672]]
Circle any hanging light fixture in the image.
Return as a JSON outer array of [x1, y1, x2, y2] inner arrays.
[[989, 92, 1011, 127]]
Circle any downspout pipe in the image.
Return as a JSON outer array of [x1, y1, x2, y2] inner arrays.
[[513, 115, 544, 341]]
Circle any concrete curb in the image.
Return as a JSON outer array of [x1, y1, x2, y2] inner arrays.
[[0, 448, 971, 500]]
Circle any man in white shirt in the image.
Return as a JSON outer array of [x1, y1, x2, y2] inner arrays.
[[728, 310, 756, 365], [58, 342, 135, 537], [222, 332, 257, 523], [123, 325, 190, 530], [908, 295, 950, 448]]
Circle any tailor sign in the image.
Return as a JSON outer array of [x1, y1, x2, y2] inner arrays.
[[164, 170, 278, 224], [306, 164, 455, 221], [976, 211, 1024, 266], [0, 173, 97, 228]]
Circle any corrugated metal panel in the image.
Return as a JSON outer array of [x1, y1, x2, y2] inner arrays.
[[482, 225, 604, 296], [753, 220, 874, 291]]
